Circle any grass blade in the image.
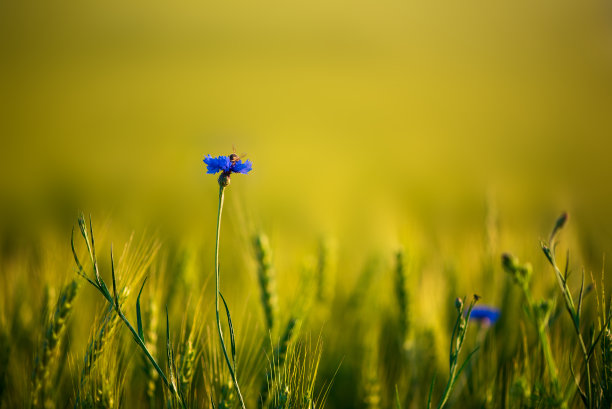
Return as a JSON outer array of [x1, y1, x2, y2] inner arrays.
[[427, 374, 436, 409], [136, 277, 148, 342], [220, 292, 237, 372], [395, 384, 402, 409], [455, 347, 480, 380]]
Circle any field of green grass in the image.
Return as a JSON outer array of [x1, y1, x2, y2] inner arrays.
[[2, 176, 612, 409], [2, 0, 612, 407], [3, 182, 612, 408]]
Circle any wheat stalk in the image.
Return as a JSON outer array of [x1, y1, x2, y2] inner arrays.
[[31, 279, 79, 408]]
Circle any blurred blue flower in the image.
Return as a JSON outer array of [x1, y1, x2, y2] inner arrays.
[[203, 155, 253, 175], [468, 305, 501, 325]]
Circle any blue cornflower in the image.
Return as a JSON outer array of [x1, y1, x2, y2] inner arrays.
[[468, 305, 501, 325], [204, 153, 253, 187], [203, 155, 253, 175]]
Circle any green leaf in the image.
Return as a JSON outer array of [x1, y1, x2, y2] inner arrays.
[[220, 292, 237, 372], [455, 346, 480, 380], [577, 268, 585, 330]]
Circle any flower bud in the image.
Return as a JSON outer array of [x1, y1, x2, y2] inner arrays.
[[551, 212, 569, 239], [455, 297, 464, 312], [501, 253, 519, 274], [218, 173, 231, 187]]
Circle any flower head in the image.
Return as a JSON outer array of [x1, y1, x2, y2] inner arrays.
[[468, 305, 501, 326], [204, 154, 253, 187], [204, 154, 253, 175]]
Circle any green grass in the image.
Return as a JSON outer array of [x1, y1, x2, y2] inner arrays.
[[1, 208, 612, 408]]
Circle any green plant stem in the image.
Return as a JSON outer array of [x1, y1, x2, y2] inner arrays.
[[215, 185, 247, 409], [547, 247, 592, 407]]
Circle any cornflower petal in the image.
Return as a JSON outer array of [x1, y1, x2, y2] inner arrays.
[[204, 155, 231, 174], [231, 160, 253, 174]]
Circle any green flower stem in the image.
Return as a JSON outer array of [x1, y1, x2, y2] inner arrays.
[[215, 185, 247, 409]]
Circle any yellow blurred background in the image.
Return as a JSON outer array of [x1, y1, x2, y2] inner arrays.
[[1, 0, 612, 265], [3, 3, 612, 407]]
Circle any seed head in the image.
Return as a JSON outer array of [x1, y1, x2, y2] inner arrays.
[[455, 297, 464, 312]]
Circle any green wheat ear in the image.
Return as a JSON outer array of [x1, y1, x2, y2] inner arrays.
[[259, 317, 301, 408], [394, 249, 411, 348], [253, 232, 278, 332], [142, 297, 159, 407], [31, 279, 80, 409], [178, 338, 196, 394], [80, 289, 128, 387], [361, 329, 381, 409], [77, 333, 125, 409]]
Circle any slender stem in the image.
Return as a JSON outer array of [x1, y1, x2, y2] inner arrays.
[[116, 309, 171, 389], [215, 185, 247, 409], [549, 245, 592, 407]]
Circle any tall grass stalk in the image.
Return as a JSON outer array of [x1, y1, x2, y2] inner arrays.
[[541, 213, 612, 408], [72, 214, 185, 408], [429, 295, 479, 409]]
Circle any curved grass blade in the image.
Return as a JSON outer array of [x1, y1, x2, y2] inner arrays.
[[220, 292, 237, 372], [166, 306, 176, 391], [455, 347, 480, 380], [569, 353, 588, 406]]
